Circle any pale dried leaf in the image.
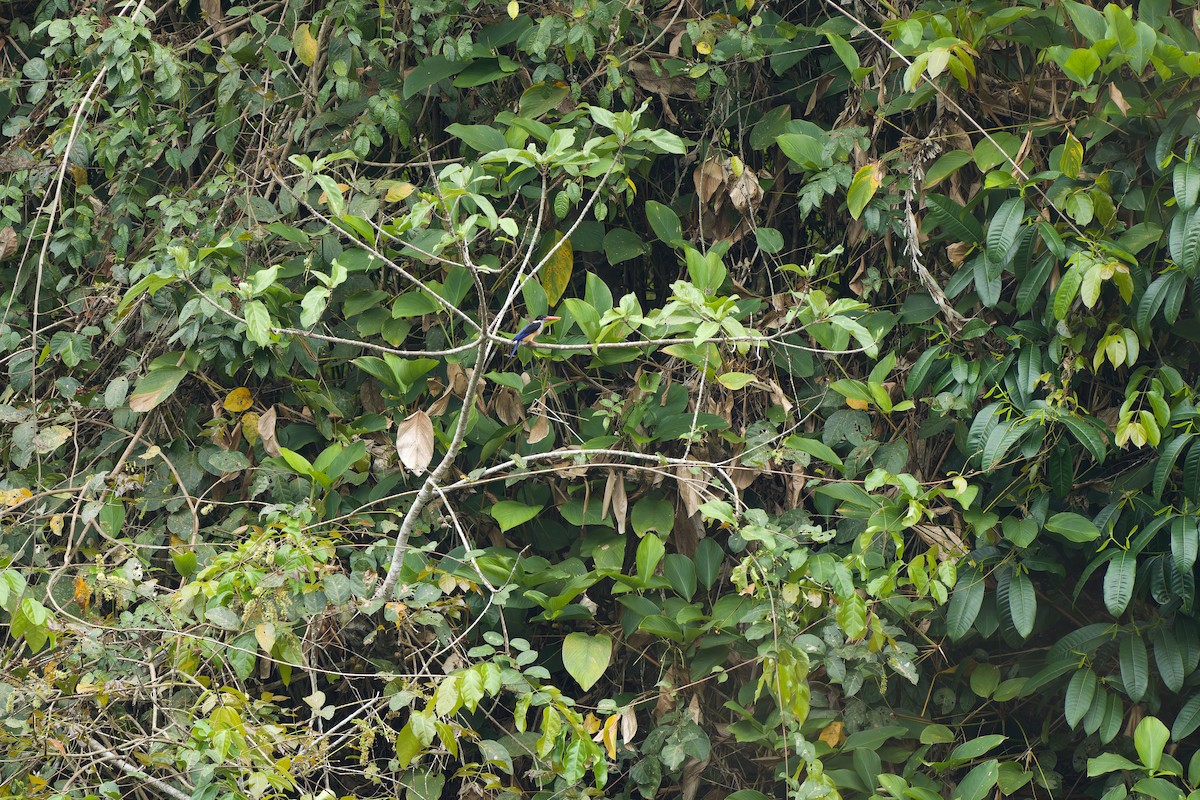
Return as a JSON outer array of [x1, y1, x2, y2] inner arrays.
[[620, 706, 639, 745], [257, 406, 282, 457], [693, 158, 727, 207], [527, 413, 550, 445], [395, 410, 435, 474], [612, 473, 628, 536], [494, 387, 524, 426], [675, 464, 703, 519], [0, 227, 17, 261], [946, 241, 971, 266], [729, 465, 760, 490], [1108, 82, 1131, 115], [728, 169, 763, 215]]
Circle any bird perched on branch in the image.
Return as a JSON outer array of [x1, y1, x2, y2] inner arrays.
[[510, 315, 561, 356]]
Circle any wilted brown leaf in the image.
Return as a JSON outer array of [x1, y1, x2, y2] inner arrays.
[[0, 227, 19, 261], [1108, 82, 1131, 115], [396, 410, 435, 474], [527, 413, 550, 445], [257, 406, 282, 457], [693, 157, 727, 207], [946, 241, 971, 266], [494, 388, 524, 426]]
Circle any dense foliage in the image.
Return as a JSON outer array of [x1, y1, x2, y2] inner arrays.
[[5, 0, 1200, 797]]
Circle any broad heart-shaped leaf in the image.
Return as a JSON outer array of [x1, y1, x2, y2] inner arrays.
[[603, 228, 648, 265], [395, 410, 435, 474], [561, 632, 612, 691], [538, 230, 573, 306], [846, 162, 883, 219], [128, 367, 187, 413], [489, 501, 543, 532], [645, 200, 684, 247], [631, 496, 673, 537]]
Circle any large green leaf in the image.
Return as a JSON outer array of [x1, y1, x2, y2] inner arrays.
[[561, 632, 612, 691]]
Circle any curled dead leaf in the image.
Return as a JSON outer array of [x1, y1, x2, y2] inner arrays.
[[257, 406, 282, 457], [494, 387, 524, 426], [0, 227, 18, 260], [396, 410, 435, 474], [527, 413, 550, 445], [946, 241, 971, 266]]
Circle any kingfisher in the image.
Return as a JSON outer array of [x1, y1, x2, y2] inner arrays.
[[510, 315, 561, 356]]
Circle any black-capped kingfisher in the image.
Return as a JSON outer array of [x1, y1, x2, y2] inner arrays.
[[510, 315, 561, 356]]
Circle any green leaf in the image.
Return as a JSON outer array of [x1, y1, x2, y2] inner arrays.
[[924, 151, 973, 187], [631, 496, 674, 537], [694, 538, 723, 589], [128, 367, 188, 413], [947, 569, 985, 640], [956, 760, 999, 800], [446, 123, 508, 153], [645, 201, 684, 247], [1135, 716, 1170, 771], [1061, 47, 1102, 85], [1154, 433, 1193, 499], [1045, 511, 1101, 542], [1058, 132, 1084, 179], [926, 194, 982, 243], [603, 228, 648, 265], [986, 198, 1025, 262], [717, 372, 756, 390], [1121, 633, 1149, 702], [1154, 626, 1187, 693], [1088, 752, 1143, 776], [636, 534, 666, 582], [561, 632, 612, 691], [1065, 668, 1097, 728], [663, 553, 697, 601], [1008, 570, 1036, 638], [970, 663, 1000, 698], [1103, 551, 1135, 616], [403, 55, 467, 99], [776, 133, 828, 171], [1172, 694, 1200, 741], [950, 735, 1006, 761], [490, 501, 544, 532], [846, 163, 883, 219], [785, 436, 844, 468]]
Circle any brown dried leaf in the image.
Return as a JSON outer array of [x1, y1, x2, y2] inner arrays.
[[494, 387, 524, 426], [693, 158, 727, 207], [611, 473, 628, 536], [1108, 83, 1131, 115], [396, 410, 435, 475], [0, 227, 18, 261], [728, 169, 763, 215], [675, 464, 703, 520], [257, 406, 282, 457], [620, 706, 639, 745], [946, 241, 971, 266], [526, 413, 550, 444]]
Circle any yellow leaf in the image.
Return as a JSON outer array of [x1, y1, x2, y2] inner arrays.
[[583, 712, 603, 735], [74, 576, 92, 612], [385, 181, 415, 202], [224, 387, 253, 412], [539, 230, 573, 306], [507, 0, 519, 18], [49, 514, 64, 536], [601, 714, 620, 759], [696, 39, 712, 55], [293, 24, 319, 67], [0, 488, 32, 507], [818, 720, 844, 748], [242, 412, 261, 446], [68, 164, 89, 186], [845, 396, 870, 411]]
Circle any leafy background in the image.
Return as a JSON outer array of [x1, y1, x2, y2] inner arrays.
[[3, 0, 1200, 798]]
